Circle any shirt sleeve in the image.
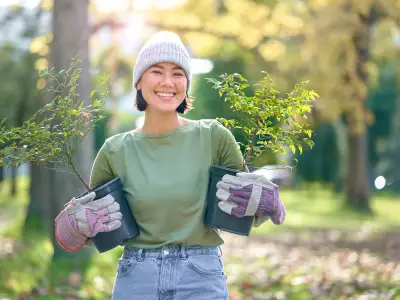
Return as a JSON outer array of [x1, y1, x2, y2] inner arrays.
[[211, 120, 246, 172], [89, 140, 115, 189]]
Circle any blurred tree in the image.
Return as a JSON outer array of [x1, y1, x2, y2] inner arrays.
[[385, 89, 400, 190], [0, 6, 43, 196], [0, 43, 24, 194], [3, 5, 55, 234], [367, 61, 398, 167], [300, 0, 400, 211], [295, 117, 348, 192], [48, 0, 95, 262], [2, 0, 95, 261], [91, 45, 135, 136], [0, 4, 64, 238], [146, 0, 400, 212], [0, 2, 54, 222], [146, 0, 301, 82], [0, 0, 136, 237], [374, 59, 400, 190], [187, 54, 247, 120]]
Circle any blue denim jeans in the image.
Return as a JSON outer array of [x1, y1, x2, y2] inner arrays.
[[112, 245, 229, 300]]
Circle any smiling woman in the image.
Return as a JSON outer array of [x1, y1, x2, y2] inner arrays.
[[136, 62, 188, 114], [54, 30, 285, 300], [130, 31, 194, 134]]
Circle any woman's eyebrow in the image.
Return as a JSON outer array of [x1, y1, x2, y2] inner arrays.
[[151, 64, 163, 69], [151, 64, 184, 71], [172, 66, 184, 71]]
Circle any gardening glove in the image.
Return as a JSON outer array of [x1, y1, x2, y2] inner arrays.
[[55, 192, 122, 252], [216, 172, 286, 225]]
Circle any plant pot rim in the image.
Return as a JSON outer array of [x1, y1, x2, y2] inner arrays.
[[78, 177, 122, 200], [91, 177, 122, 199], [210, 165, 241, 173], [91, 176, 120, 192]]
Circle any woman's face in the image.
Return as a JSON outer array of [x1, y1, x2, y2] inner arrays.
[[137, 62, 187, 113]]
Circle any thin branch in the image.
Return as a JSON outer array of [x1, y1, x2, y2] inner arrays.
[[40, 164, 76, 176], [71, 122, 96, 156], [245, 127, 259, 165], [66, 152, 90, 191]]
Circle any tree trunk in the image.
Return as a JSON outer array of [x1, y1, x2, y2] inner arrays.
[[11, 52, 34, 198], [0, 165, 3, 186], [10, 166, 17, 196], [20, 46, 51, 234], [386, 93, 400, 191], [24, 163, 51, 233], [345, 133, 371, 211], [50, 0, 94, 260], [344, 8, 376, 212]]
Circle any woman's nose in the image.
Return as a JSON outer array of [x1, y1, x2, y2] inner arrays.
[[160, 74, 174, 87]]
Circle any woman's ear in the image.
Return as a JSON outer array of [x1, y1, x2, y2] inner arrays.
[[136, 79, 141, 91]]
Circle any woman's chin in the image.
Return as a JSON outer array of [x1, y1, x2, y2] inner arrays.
[[150, 104, 180, 114]]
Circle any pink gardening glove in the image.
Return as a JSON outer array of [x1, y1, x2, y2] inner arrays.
[[55, 192, 122, 252], [216, 172, 286, 225]]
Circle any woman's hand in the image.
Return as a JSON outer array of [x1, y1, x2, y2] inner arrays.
[[216, 172, 286, 225], [55, 192, 122, 252]]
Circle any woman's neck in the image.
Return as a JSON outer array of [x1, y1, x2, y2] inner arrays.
[[139, 111, 189, 134]]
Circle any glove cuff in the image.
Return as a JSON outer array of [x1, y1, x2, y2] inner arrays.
[[256, 184, 285, 224], [55, 209, 88, 252], [270, 185, 285, 224]]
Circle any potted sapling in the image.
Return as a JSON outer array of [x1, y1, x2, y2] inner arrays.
[[204, 72, 317, 236], [0, 58, 139, 253]]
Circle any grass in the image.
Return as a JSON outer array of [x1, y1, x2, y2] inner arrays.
[[253, 187, 400, 235], [1, 177, 400, 299], [0, 177, 123, 299]]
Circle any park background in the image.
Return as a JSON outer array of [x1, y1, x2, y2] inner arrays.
[[0, 0, 399, 299]]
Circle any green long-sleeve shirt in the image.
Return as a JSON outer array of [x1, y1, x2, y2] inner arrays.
[[89, 119, 245, 249]]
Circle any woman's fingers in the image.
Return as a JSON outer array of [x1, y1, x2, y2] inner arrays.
[[105, 220, 122, 232], [85, 195, 115, 211], [107, 202, 120, 214], [99, 212, 122, 223]]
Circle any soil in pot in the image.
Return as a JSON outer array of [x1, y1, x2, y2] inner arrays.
[[204, 166, 254, 236]]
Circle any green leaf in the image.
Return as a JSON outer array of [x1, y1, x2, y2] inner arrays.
[[208, 71, 316, 165], [297, 144, 303, 155], [289, 144, 296, 154]]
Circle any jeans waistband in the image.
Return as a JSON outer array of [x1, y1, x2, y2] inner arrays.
[[123, 245, 220, 260]]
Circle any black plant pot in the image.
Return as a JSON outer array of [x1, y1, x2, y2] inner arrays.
[[204, 165, 254, 236], [84, 177, 140, 253]]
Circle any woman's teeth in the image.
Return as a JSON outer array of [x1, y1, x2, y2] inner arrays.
[[156, 93, 175, 97]]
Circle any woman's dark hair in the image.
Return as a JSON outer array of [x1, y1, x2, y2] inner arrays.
[[135, 90, 193, 114]]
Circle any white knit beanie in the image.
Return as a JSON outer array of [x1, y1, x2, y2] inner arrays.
[[133, 31, 192, 92]]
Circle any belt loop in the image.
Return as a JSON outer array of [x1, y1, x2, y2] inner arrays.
[[217, 246, 223, 257], [180, 246, 187, 260], [137, 249, 144, 261]]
